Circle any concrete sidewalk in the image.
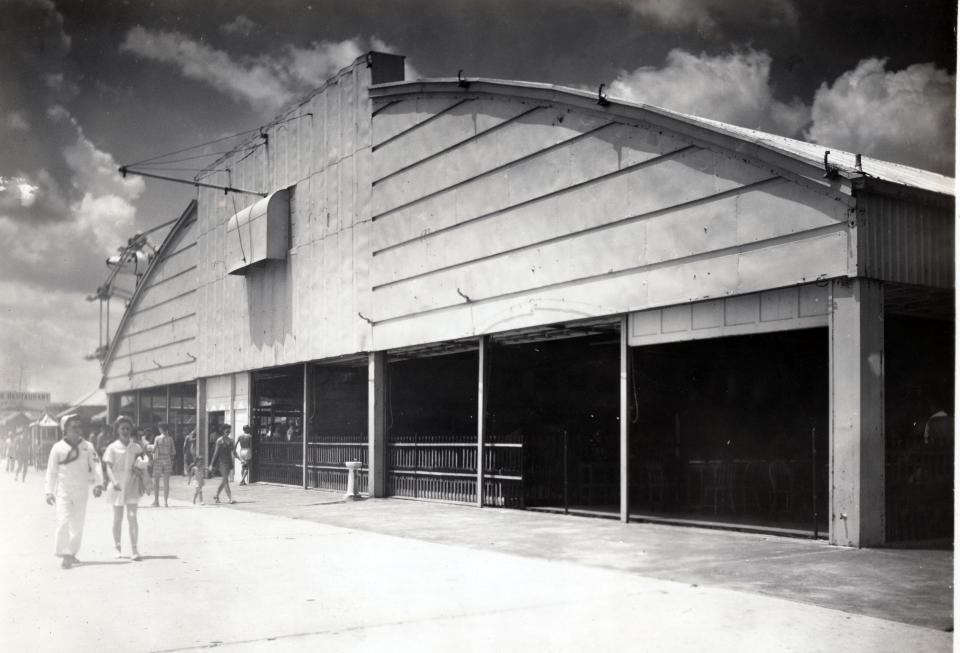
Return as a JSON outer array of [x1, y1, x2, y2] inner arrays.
[[1, 471, 952, 652]]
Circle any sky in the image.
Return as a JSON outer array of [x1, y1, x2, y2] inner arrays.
[[0, 0, 955, 405]]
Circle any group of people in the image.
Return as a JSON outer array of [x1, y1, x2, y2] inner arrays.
[[42, 415, 255, 570]]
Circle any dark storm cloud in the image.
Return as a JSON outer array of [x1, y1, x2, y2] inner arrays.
[[627, 0, 799, 38]]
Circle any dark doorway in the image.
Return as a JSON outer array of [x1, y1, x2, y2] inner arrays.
[[307, 362, 368, 493], [628, 329, 829, 536], [386, 349, 478, 503], [487, 330, 621, 514], [251, 366, 304, 485], [885, 315, 954, 543]]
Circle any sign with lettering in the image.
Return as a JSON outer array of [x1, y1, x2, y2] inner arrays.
[[0, 391, 51, 410]]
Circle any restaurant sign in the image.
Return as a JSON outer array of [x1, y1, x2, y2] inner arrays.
[[0, 391, 51, 410]]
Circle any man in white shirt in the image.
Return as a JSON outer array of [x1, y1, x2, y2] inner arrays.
[[45, 414, 104, 569]]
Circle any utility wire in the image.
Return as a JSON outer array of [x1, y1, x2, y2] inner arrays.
[[135, 143, 260, 170], [124, 127, 262, 167]]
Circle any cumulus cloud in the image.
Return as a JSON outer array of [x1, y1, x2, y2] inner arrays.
[[6, 112, 29, 131], [0, 106, 144, 293], [609, 48, 810, 137], [120, 27, 389, 114], [220, 14, 257, 37], [806, 58, 955, 174], [629, 0, 798, 37]]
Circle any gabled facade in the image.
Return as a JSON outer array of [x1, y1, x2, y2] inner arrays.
[[102, 52, 954, 547]]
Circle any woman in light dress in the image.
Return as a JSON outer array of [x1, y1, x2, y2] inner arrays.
[[102, 415, 148, 560]]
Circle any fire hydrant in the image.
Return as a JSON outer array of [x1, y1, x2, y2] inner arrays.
[[344, 460, 363, 500]]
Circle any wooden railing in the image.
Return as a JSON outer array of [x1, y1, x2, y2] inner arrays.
[[306, 434, 368, 493], [483, 438, 523, 507], [254, 440, 302, 485], [387, 432, 477, 503], [386, 432, 525, 506]]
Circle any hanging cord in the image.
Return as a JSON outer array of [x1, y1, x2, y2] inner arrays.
[[629, 349, 640, 424], [227, 169, 247, 264]]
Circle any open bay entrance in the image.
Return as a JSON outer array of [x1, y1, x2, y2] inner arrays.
[[251, 365, 304, 485], [306, 360, 368, 493], [488, 323, 621, 515], [385, 345, 479, 503], [628, 329, 829, 536], [884, 285, 954, 543]]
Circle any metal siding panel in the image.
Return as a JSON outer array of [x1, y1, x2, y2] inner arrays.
[[343, 154, 356, 229], [738, 231, 848, 287], [372, 97, 462, 146], [326, 80, 341, 166], [374, 105, 614, 215], [692, 300, 723, 329], [661, 305, 692, 333], [631, 310, 660, 337], [342, 67, 356, 157], [759, 288, 797, 322], [724, 294, 759, 326], [375, 101, 480, 179], [372, 235, 848, 350], [798, 283, 830, 317], [861, 193, 954, 287]]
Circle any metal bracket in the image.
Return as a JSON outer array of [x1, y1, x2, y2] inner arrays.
[[457, 69, 470, 89], [457, 288, 472, 303], [823, 151, 840, 180], [597, 84, 610, 107]]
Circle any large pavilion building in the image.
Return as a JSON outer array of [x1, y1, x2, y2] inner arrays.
[[99, 52, 954, 547]]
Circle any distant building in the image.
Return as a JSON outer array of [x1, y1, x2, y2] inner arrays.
[[99, 53, 953, 547]]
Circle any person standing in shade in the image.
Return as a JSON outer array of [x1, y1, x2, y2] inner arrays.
[[151, 422, 176, 507], [236, 425, 253, 486], [13, 428, 31, 482], [103, 416, 146, 560], [5, 433, 14, 472], [183, 429, 197, 484], [44, 414, 103, 569], [209, 424, 239, 504]]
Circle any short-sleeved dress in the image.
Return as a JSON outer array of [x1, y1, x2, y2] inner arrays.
[[103, 439, 145, 505]]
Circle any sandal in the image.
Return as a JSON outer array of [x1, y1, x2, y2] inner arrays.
[[131, 552, 141, 561], [214, 496, 220, 503]]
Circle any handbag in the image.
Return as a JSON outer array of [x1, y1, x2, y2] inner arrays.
[[127, 456, 154, 497]]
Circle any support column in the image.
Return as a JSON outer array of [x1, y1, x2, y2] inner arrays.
[[476, 336, 488, 508], [829, 278, 884, 547], [196, 379, 207, 470], [107, 393, 120, 425], [165, 386, 172, 425], [368, 352, 388, 497], [302, 364, 311, 490], [620, 314, 630, 523]]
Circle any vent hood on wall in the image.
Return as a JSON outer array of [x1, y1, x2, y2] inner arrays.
[[226, 188, 290, 275]]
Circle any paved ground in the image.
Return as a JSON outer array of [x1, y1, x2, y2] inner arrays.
[[1, 469, 952, 652]]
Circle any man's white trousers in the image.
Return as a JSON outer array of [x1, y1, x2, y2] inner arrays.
[[55, 491, 89, 556]]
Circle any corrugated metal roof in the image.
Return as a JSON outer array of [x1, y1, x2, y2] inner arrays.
[[373, 77, 955, 197], [654, 109, 955, 197]]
